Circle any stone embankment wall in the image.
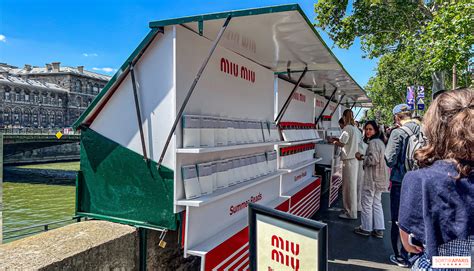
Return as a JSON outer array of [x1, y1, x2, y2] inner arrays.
[[0, 220, 200, 271], [5, 143, 80, 165]]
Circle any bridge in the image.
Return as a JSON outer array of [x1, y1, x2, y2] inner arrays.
[[1, 129, 80, 157]]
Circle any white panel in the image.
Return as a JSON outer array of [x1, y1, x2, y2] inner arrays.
[[175, 25, 275, 121], [174, 25, 276, 212], [186, 177, 280, 249], [90, 26, 177, 169], [314, 94, 327, 119], [280, 166, 313, 195], [276, 79, 315, 123]]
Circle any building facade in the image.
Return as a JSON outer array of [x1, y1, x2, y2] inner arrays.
[[0, 62, 110, 130]]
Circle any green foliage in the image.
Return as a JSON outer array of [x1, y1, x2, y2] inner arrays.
[[315, 0, 473, 125]]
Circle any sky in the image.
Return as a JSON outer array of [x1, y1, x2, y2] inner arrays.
[[0, 0, 377, 88]]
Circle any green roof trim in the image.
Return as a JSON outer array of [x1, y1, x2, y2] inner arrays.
[[72, 28, 162, 129], [149, 4, 299, 28]]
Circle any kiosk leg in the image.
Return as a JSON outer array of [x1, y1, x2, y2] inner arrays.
[[139, 227, 148, 271]]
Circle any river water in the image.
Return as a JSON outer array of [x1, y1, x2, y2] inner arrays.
[[2, 162, 77, 241]]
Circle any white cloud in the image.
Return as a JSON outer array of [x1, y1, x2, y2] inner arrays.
[[92, 67, 117, 73], [82, 53, 98, 57], [0, 35, 6, 43]]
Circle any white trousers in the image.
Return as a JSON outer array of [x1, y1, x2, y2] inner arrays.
[[357, 160, 364, 212], [342, 158, 358, 218], [360, 184, 385, 232]]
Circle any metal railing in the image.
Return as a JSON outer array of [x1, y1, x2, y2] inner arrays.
[[0, 128, 80, 135], [3, 217, 83, 241]]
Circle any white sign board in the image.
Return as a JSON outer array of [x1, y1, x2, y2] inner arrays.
[[249, 203, 327, 271]]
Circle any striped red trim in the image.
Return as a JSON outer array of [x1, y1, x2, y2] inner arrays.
[[203, 180, 321, 271], [181, 210, 186, 249], [276, 199, 290, 212], [205, 227, 249, 271], [329, 176, 342, 206]]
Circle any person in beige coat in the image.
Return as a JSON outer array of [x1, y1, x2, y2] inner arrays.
[[354, 120, 389, 238], [329, 109, 360, 219]]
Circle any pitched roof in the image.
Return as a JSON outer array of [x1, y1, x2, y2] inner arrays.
[[0, 73, 68, 92], [8, 66, 111, 81]]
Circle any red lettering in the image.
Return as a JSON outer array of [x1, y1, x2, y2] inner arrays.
[[219, 57, 255, 83], [233, 63, 238, 77], [220, 58, 229, 73], [229, 193, 262, 215]]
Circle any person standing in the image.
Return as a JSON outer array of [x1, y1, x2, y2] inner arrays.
[[385, 104, 421, 267], [330, 109, 360, 219], [354, 121, 388, 238], [355, 122, 366, 212], [398, 88, 473, 270]]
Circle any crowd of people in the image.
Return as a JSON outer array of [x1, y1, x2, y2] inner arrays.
[[330, 88, 473, 270]]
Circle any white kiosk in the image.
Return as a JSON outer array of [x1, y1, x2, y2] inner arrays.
[[73, 4, 370, 270]]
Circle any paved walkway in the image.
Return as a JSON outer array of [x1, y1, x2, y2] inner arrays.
[[312, 192, 407, 271]]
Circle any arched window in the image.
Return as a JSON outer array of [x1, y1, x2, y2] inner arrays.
[[14, 88, 21, 102], [32, 109, 39, 127], [13, 108, 21, 125], [49, 111, 55, 127], [74, 80, 82, 92], [33, 92, 39, 103], [42, 93, 48, 104], [93, 84, 99, 94], [56, 111, 63, 127], [76, 96, 82, 107], [41, 112, 47, 127], [4, 90, 10, 101], [3, 107, 11, 126], [23, 109, 31, 126], [24, 91, 30, 102], [50, 93, 56, 105]]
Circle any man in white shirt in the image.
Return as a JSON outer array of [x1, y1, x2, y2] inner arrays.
[[329, 109, 360, 219]]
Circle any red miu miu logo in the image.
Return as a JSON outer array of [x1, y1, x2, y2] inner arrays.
[[271, 235, 300, 271], [220, 57, 255, 83]]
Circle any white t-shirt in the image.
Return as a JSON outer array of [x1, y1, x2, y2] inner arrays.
[[339, 124, 360, 160]]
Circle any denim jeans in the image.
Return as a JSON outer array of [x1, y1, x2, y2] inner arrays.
[[390, 182, 408, 261]]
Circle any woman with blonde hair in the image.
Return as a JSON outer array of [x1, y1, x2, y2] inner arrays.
[[398, 88, 473, 270], [330, 109, 361, 219]]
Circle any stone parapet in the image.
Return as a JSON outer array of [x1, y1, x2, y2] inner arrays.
[[0, 220, 200, 270]]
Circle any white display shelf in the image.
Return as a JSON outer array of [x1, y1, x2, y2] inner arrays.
[[176, 171, 284, 207], [186, 196, 288, 257], [176, 141, 283, 154], [278, 138, 323, 146], [278, 158, 323, 173]]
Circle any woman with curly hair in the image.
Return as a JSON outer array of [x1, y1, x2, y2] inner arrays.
[[398, 88, 473, 270]]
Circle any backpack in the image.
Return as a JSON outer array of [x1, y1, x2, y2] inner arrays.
[[400, 125, 426, 171]]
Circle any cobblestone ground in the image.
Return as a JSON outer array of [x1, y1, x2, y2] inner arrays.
[[312, 192, 407, 271]]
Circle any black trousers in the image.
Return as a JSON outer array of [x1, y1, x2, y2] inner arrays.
[[390, 182, 408, 260]]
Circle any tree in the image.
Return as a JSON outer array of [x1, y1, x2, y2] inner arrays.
[[315, 0, 473, 123]]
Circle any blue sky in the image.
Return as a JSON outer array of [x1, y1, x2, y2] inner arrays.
[[0, 0, 377, 87]]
